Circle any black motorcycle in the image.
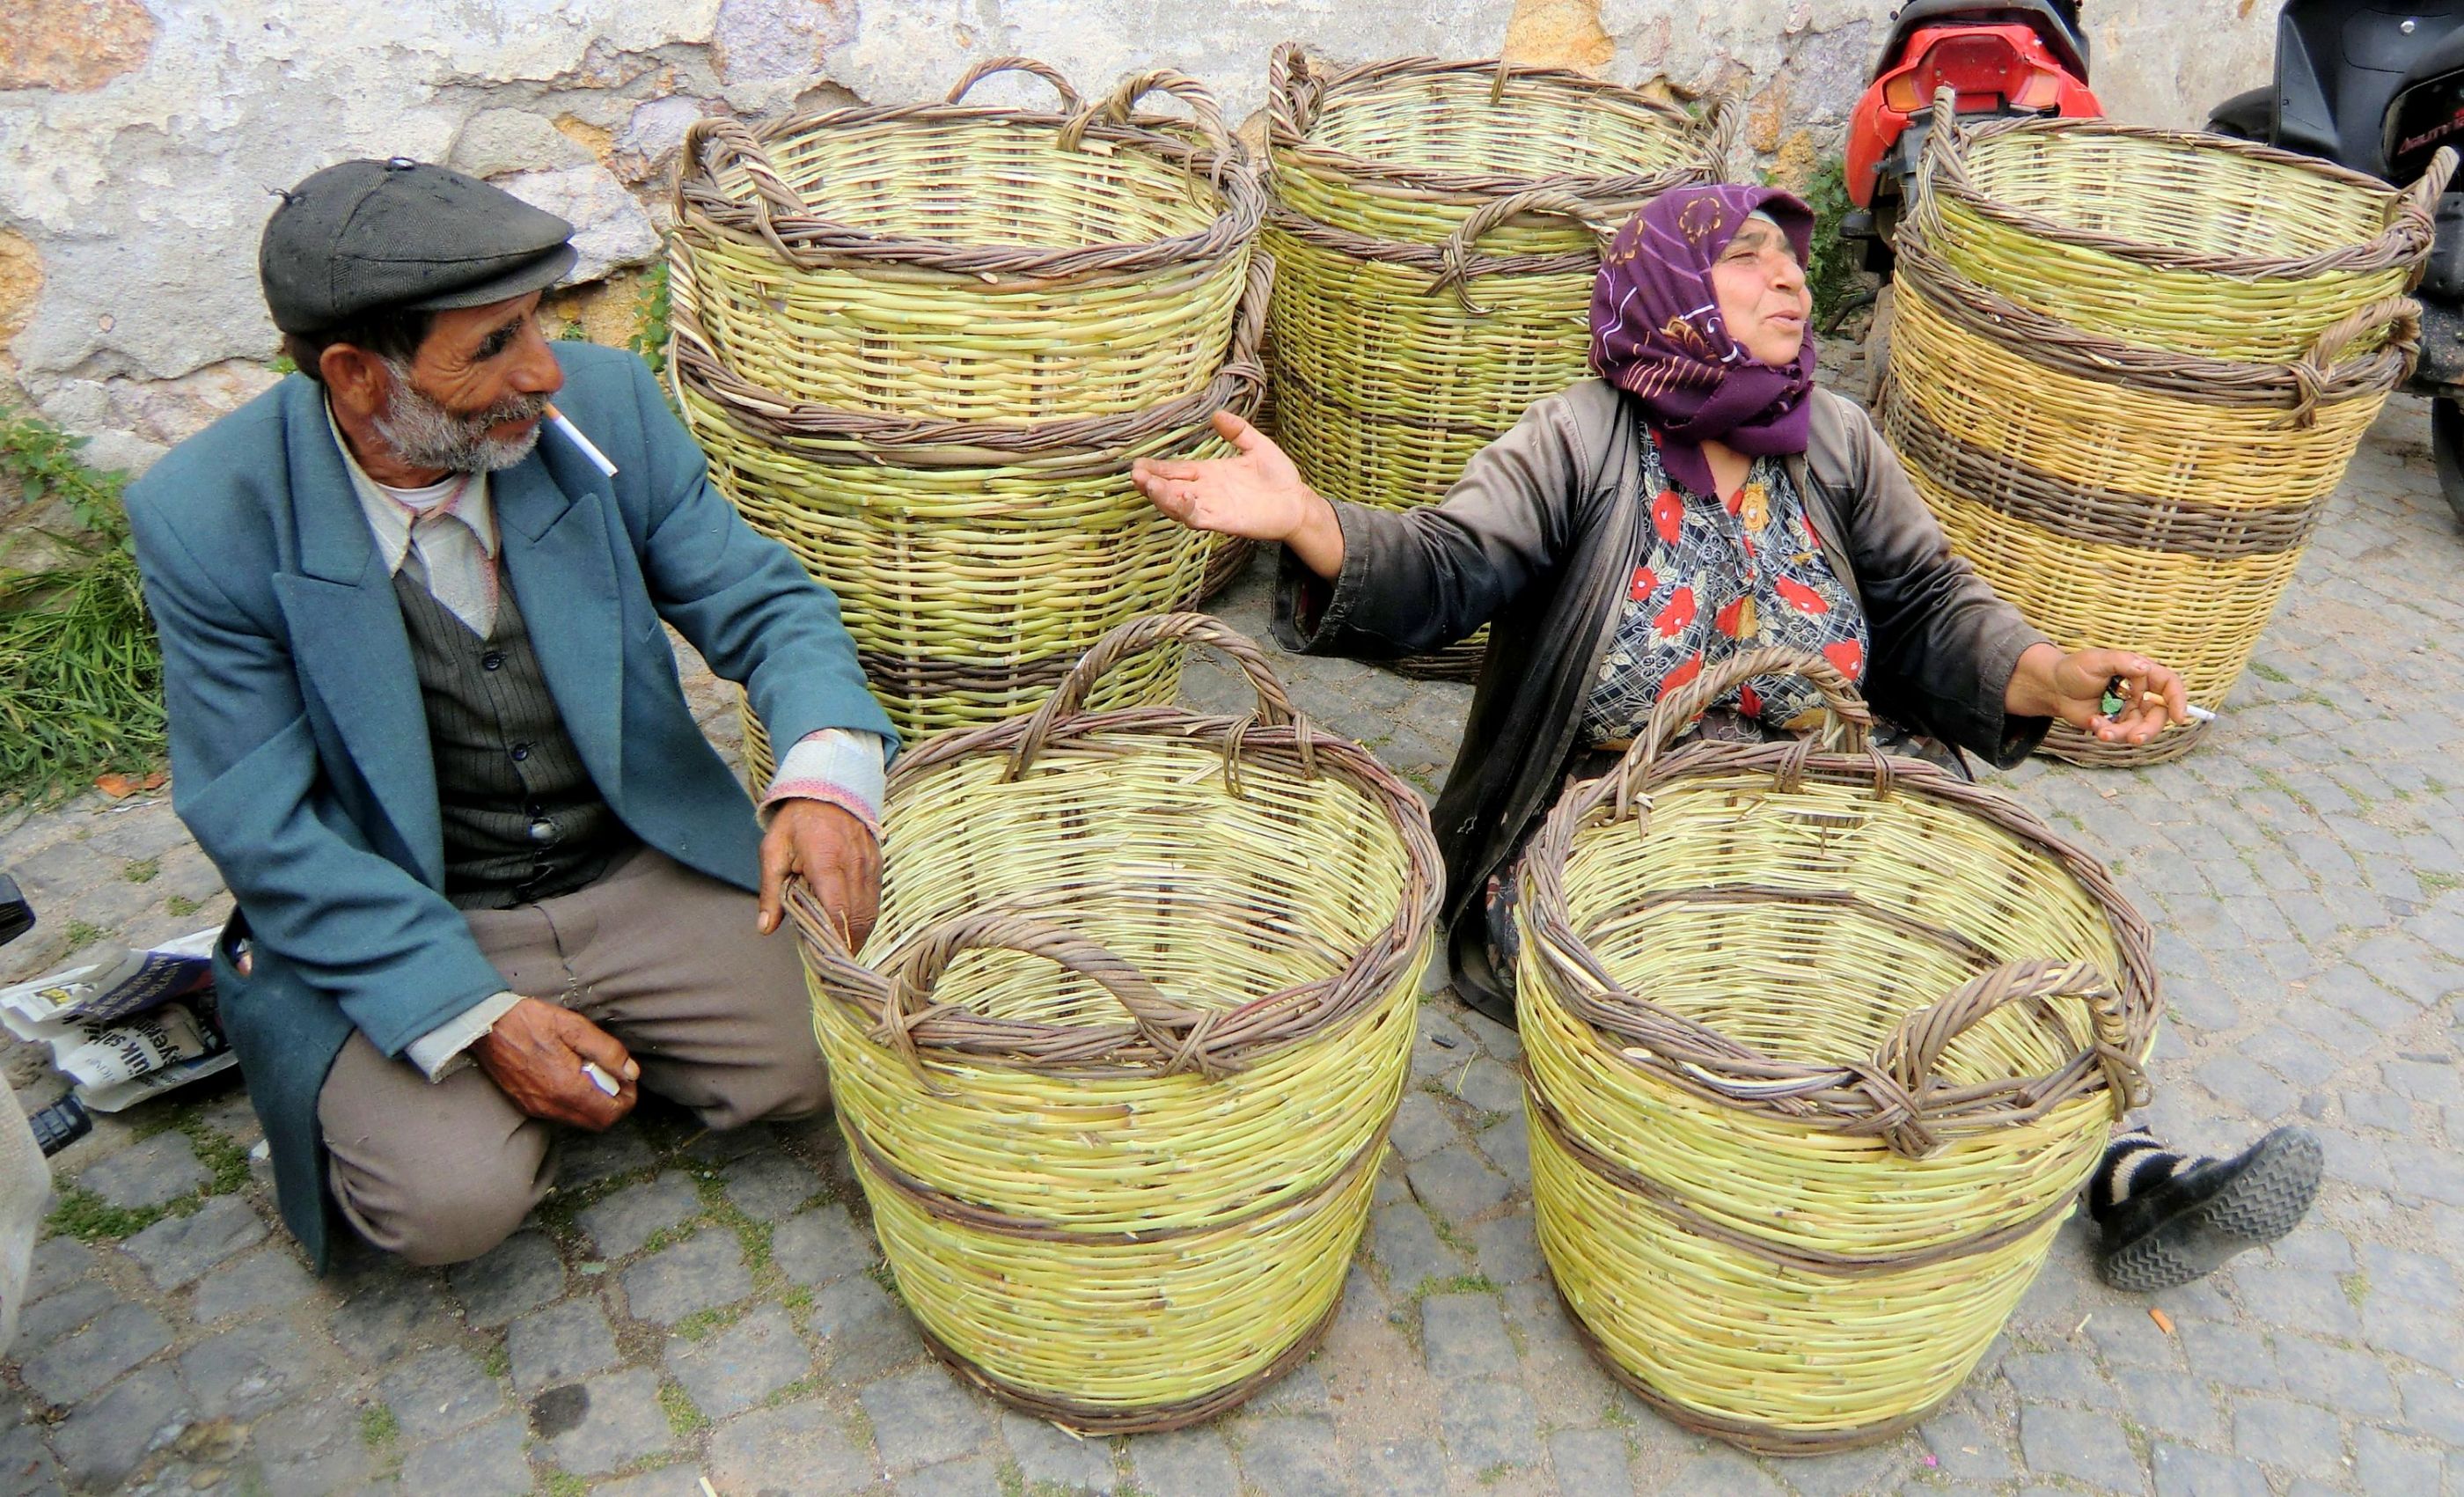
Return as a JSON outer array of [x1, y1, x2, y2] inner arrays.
[[2211, 2, 2464, 519]]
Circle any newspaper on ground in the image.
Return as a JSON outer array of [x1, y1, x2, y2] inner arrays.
[[0, 928, 235, 1112]]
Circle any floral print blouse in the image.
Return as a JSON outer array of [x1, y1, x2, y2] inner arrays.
[[1579, 430, 1872, 745]]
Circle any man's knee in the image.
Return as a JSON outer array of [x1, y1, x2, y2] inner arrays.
[[329, 1126, 550, 1266], [698, 1046, 830, 1132]]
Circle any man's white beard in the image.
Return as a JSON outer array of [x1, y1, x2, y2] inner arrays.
[[374, 357, 546, 473]]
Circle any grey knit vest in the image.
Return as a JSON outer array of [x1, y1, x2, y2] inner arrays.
[[392, 569, 634, 909]]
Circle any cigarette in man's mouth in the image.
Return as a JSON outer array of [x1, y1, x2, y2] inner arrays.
[[543, 403, 619, 477]]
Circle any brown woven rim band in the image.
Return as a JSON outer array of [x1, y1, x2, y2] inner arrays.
[[846, 1110, 1392, 1244], [1525, 1082, 2081, 1277], [677, 70, 1263, 279], [671, 253, 1272, 460], [918, 1285, 1345, 1435], [1923, 99, 2453, 282], [1881, 395, 2331, 560], [1544, 1276, 1944, 1457], [2042, 715, 2212, 768], [1267, 45, 1730, 197], [1889, 231, 2420, 414]]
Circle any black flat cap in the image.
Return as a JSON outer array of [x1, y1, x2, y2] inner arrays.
[[260, 158, 578, 334]]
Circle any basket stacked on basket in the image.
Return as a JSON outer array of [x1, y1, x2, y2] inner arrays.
[[1264, 47, 1728, 679], [1516, 649, 2159, 1452], [793, 613, 1441, 1431], [1877, 97, 2454, 767], [668, 60, 1267, 757]]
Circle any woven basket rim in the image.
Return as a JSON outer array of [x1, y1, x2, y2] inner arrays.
[[1518, 649, 2159, 1156], [676, 93, 1262, 279], [666, 249, 1271, 459], [1267, 44, 1727, 207], [793, 614, 1444, 1077], [1921, 102, 2454, 283]]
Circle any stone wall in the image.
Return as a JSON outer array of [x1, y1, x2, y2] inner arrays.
[[0, 0, 2274, 472]]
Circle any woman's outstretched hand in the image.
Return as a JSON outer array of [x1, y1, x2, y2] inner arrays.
[[2006, 642, 2192, 745], [1130, 412, 1348, 579]]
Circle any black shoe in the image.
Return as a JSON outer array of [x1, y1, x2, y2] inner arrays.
[[2095, 1126, 2323, 1293]]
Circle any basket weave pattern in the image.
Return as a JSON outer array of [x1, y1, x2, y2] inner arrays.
[[1881, 103, 2453, 767], [1263, 48, 1725, 679], [1516, 650, 2157, 1452], [674, 61, 1262, 422], [670, 62, 1268, 742], [794, 615, 1441, 1431]]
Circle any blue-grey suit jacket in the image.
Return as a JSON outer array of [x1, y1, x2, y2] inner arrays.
[[124, 343, 895, 1268]]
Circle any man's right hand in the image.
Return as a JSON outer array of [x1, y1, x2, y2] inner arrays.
[[472, 997, 639, 1130]]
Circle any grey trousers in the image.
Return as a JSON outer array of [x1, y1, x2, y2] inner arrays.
[[318, 846, 828, 1266]]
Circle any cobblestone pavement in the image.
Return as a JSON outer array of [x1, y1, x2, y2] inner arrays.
[[2, 392, 2462, 1496]]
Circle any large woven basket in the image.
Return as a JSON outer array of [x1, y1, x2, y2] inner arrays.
[[1878, 217, 2430, 765], [1517, 649, 2156, 1453], [1910, 100, 2447, 363], [792, 614, 1441, 1431], [672, 59, 1261, 422], [1265, 47, 1727, 679], [677, 245, 1271, 752]]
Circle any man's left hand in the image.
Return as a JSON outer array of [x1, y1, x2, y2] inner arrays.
[[756, 799, 879, 949], [2007, 642, 2191, 745]]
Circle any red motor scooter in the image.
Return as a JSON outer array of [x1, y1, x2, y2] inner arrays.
[[1837, 3, 2101, 393]]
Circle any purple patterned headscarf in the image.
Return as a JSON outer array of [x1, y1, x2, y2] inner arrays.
[[1588, 184, 1817, 497]]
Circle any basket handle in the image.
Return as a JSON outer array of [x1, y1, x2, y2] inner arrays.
[[1431, 189, 1621, 313], [1621, 644, 1874, 779], [1058, 69, 1240, 163], [1004, 613, 1307, 780], [943, 55, 1085, 112], [876, 907, 1236, 1077], [1267, 41, 1323, 142], [1869, 958, 2146, 1157], [2287, 296, 2424, 428], [681, 116, 814, 222], [1700, 94, 1745, 183], [2395, 145, 2460, 246]]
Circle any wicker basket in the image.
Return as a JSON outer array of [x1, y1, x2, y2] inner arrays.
[[791, 614, 1441, 1431], [1264, 47, 1727, 679], [1910, 99, 2448, 363], [671, 59, 1261, 423], [677, 243, 1272, 752], [1878, 222, 2425, 766], [1516, 649, 2157, 1453]]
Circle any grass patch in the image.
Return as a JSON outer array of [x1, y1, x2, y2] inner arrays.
[[165, 894, 201, 918], [480, 1341, 510, 1380], [656, 1379, 708, 1438], [2250, 661, 2292, 684], [2343, 1271, 2370, 1309], [358, 1404, 400, 1449], [181, 1119, 251, 1195], [2422, 870, 2463, 893], [1406, 1272, 1500, 1303], [62, 919, 106, 951], [0, 406, 166, 802], [539, 1473, 588, 1497], [45, 1186, 165, 1242], [123, 858, 158, 884]]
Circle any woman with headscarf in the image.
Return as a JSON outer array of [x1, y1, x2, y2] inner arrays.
[[1131, 184, 2318, 1294]]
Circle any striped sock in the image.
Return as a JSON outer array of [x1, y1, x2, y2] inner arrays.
[[2088, 1128, 2188, 1220]]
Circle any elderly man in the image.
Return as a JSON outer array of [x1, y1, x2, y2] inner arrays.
[[126, 159, 895, 1269]]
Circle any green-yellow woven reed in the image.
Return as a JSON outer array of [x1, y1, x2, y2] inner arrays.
[[672, 59, 1260, 422], [1877, 187, 2427, 766], [671, 230, 1267, 742], [1262, 48, 1723, 677], [794, 615, 1443, 1431], [1911, 103, 2445, 363], [1516, 649, 2157, 1453]]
